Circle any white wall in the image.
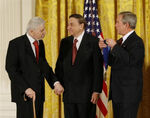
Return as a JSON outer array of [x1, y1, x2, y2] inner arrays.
[[0, 0, 35, 117]]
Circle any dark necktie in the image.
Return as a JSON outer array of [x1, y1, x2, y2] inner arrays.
[[33, 40, 39, 63], [72, 39, 78, 65], [118, 38, 123, 45]]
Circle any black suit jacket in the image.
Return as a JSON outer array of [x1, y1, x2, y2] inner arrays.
[[55, 32, 103, 103], [6, 34, 57, 102], [109, 31, 145, 103]]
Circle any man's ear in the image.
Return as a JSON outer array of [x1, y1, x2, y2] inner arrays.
[[125, 22, 130, 29], [28, 29, 34, 36], [29, 29, 33, 34], [80, 23, 84, 30]]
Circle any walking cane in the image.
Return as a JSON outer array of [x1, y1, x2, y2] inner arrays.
[[24, 94, 36, 118], [33, 99, 36, 118]]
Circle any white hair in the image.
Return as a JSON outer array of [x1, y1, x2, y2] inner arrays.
[[26, 17, 45, 33]]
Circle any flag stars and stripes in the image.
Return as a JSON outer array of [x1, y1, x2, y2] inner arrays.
[[86, 0, 89, 4], [85, 7, 88, 11], [84, 0, 103, 37], [84, 14, 87, 18], [87, 22, 91, 26], [96, 29, 100, 32], [86, 29, 90, 33], [93, 0, 95, 3], [98, 35, 101, 39], [96, 22, 99, 26], [83, 0, 109, 118], [93, 14, 95, 18], [92, 22, 95, 25]]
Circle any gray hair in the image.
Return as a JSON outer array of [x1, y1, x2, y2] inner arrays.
[[26, 17, 45, 32], [119, 11, 137, 29]]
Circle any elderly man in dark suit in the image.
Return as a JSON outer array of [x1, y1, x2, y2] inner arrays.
[[55, 14, 103, 118], [5, 17, 64, 118], [99, 11, 145, 118]]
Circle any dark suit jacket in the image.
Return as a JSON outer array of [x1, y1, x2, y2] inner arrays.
[[55, 32, 103, 103], [6, 34, 57, 102], [109, 31, 145, 103]]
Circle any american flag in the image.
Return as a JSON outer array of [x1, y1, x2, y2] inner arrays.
[[83, 0, 109, 118]]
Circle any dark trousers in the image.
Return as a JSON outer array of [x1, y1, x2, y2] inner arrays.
[[64, 103, 96, 118], [112, 101, 139, 118], [16, 96, 43, 118]]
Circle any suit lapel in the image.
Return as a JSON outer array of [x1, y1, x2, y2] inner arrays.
[[63, 36, 74, 68], [73, 33, 88, 65], [121, 31, 136, 48], [24, 35, 37, 63], [69, 37, 74, 65]]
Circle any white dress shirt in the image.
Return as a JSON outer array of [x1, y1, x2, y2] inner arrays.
[[26, 33, 38, 57], [73, 31, 85, 50]]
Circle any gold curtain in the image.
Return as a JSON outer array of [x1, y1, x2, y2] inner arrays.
[[35, 0, 150, 118]]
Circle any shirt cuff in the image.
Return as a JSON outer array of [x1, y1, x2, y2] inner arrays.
[[54, 81, 60, 87], [93, 92, 99, 94]]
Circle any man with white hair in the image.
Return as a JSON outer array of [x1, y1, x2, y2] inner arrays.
[[6, 17, 64, 118]]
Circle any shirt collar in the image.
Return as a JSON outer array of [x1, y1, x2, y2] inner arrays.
[[122, 30, 134, 43], [73, 31, 85, 42]]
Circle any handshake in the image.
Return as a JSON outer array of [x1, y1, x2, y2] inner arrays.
[[54, 82, 64, 95]]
